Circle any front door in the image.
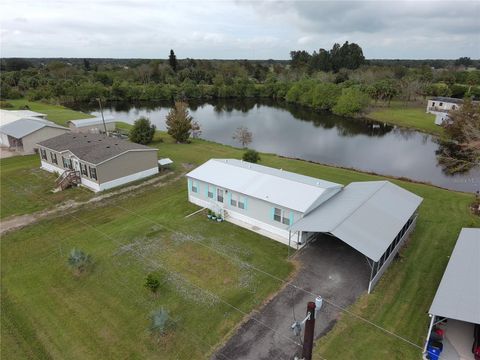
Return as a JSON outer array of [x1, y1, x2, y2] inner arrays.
[[72, 159, 80, 172]]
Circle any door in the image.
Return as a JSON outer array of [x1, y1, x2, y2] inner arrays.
[[72, 159, 80, 172]]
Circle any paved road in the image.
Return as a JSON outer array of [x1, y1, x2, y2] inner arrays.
[[213, 235, 371, 360]]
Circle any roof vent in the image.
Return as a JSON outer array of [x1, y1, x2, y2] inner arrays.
[[316, 181, 320, 186], [87, 141, 91, 143]]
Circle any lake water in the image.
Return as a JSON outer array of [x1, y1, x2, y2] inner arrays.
[[83, 100, 479, 193]]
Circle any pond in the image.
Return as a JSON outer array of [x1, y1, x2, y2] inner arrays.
[[81, 99, 479, 193]]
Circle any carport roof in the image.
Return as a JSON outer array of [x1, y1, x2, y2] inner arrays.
[[290, 181, 423, 262], [429, 228, 480, 324]]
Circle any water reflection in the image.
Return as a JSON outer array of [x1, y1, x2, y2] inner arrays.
[[73, 100, 480, 193]]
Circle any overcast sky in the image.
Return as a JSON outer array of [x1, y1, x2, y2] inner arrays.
[[1, 0, 479, 59]]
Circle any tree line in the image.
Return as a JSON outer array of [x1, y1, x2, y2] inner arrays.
[[1, 46, 480, 118]]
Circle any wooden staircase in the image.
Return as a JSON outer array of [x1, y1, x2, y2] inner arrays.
[[56, 170, 81, 190]]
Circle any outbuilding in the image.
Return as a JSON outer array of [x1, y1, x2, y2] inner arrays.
[[0, 118, 69, 154], [67, 116, 116, 134], [186, 159, 423, 292], [37, 132, 159, 192], [423, 228, 480, 359]]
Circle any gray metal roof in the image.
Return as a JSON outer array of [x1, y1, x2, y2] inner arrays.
[[186, 159, 343, 213], [429, 228, 480, 324], [0, 118, 68, 139], [68, 116, 116, 127], [37, 132, 156, 165], [290, 181, 423, 261]]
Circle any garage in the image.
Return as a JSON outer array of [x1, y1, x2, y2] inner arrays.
[[423, 228, 480, 360], [289, 181, 423, 293]]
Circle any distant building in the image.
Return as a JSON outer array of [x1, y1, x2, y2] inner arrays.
[[67, 116, 116, 134], [37, 133, 158, 192], [0, 117, 69, 154], [0, 109, 47, 126], [426, 97, 464, 125]]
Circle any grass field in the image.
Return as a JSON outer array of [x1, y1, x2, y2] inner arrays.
[[1, 99, 93, 126], [2, 101, 479, 359], [367, 101, 442, 136]]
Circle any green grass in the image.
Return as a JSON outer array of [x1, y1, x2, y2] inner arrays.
[[0, 155, 93, 219], [2, 99, 93, 126], [2, 101, 478, 359], [367, 101, 442, 136]]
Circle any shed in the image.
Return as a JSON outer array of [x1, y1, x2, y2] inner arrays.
[[67, 116, 116, 133]]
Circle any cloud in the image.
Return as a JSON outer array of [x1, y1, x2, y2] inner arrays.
[[0, 0, 478, 59]]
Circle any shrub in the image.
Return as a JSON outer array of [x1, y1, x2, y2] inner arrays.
[[150, 308, 175, 335], [129, 117, 156, 145], [243, 149, 261, 163], [67, 249, 92, 275], [332, 87, 370, 116], [144, 273, 161, 293], [0, 101, 14, 109]]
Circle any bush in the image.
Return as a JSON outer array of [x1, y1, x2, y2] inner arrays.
[[332, 87, 370, 116], [150, 308, 175, 335], [243, 149, 261, 163], [144, 273, 161, 293], [67, 249, 92, 275], [0, 101, 14, 108], [129, 117, 156, 145]]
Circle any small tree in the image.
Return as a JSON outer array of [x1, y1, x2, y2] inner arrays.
[[169, 50, 177, 72], [191, 120, 202, 139], [144, 273, 161, 293], [243, 149, 260, 163], [67, 249, 91, 276], [129, 117, 156, 145], [232, 126, 253, 148], [165, 101, 193, 143]]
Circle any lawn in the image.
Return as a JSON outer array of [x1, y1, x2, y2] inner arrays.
[[2, 102, 478, 359], [0, 155, 93, 219], [1, 99, 93, 126], [367, 101, 442, 136]]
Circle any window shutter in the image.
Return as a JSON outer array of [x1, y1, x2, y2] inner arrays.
[[244, 197, 248, 211], [271, 207, 275, 220], [289, 211, 294, 225], [188, 178, 192, 191], [205, 184, 209, 197], [228, 192, 232, 206]]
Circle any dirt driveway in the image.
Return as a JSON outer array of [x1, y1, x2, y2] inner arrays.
[[213, 235, 371, 360]]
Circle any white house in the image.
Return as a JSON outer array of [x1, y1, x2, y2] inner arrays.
[[423, 228, 480, 359], [187, 159, 423, 292], [426, 97, 464, 125]]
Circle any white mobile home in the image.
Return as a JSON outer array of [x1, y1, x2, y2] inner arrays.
[[67, 116, 116, 134], [187, 159, 423, 292]]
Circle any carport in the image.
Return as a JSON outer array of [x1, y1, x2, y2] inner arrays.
[[423, 228, 480, 358], [289, 181, 423, 293]]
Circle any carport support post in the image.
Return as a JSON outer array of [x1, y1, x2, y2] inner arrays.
[[302, 301, 316, 360]]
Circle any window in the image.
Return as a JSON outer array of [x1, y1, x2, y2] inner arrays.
[[217, 188, 224, 203], [273, 207, 290, 225], [238, 197, 245, 209], [439, 102, 443, 106], [80, 163, 88, 176], [50, 152, 58, 165], [432, 102, 435, 106], [89, 166, 97, 180], [452, 105, 456, 110], [207, 185, 214, 199], [230, 193, 237, 207], [191, 180, 198, 193], [62, 157, 72, 169], [40, 149, 47, 160]]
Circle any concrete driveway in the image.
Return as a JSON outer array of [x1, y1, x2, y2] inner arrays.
[[213, 235, 371, 360]]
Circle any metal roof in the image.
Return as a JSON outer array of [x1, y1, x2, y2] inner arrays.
[[186, 159, 343, 213], [0, 118, 68, 139], [68, 116, 116, 127], [429, 228, 480, 324], [0, 109, 46, 126], [37, 132, 156, 165], [158, 158, 173, 166], [290, 181, 423, 261]]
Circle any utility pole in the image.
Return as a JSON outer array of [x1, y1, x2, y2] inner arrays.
[[96, 97, 108, 135], [302, 301, 316, 360]]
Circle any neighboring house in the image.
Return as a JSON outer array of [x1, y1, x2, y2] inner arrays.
[[0, 118, 69, 154], [67, 116, 116, 134], [426, 97, 463, 125], [37, 133, 159, 192], [0, 109, 47, 126], [187, 159, 423, 293], [423, 228, 480, 359]]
